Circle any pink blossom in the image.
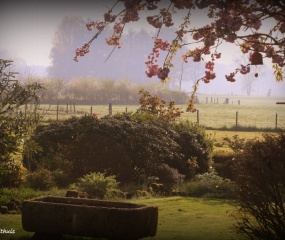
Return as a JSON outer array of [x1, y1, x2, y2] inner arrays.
[[205, 70, 216, 80], [86, 22, 95, 31], [205, 61, 215, 70], [214, 52, 221, 59], [106, 35, 122, 48], [272, 54, 283, 64], [104, 12, 116, 22], [95, 21, 105, 31], [240, 64, 250, 74], [113, 22, 123, 34], [225, 72, 236, 82], [193, 32, 202, 41], [157, 67, 170, 80], [74, 43, 90, 62]]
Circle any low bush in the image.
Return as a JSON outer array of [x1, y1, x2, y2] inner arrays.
[[231, 133, 285, 240], [179, 172, 236, 199], [25, 168, 55, 190], [0, 160, 27, 188], [119, 183, 150, 199], [172, 121, 214, 179], [152, 163, 185, 193], [52, 169, 70, 188], [212, 150, 235, 180], [76, 172, 119, 199]]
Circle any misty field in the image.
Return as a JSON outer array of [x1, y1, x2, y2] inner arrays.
[[37, 95, 285, 129]]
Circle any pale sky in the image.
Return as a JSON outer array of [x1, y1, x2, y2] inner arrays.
[[0, 0, 276, 67], [0, 0, 111, 66]]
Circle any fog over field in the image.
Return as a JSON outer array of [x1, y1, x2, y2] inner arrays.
[[1, 0, 284, 96]]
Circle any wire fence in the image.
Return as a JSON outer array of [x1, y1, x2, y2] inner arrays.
[[34, 101, 285, 130]]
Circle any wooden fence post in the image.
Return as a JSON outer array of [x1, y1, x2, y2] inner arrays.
[[109, 103, 112, 116], [275, 113, 278, 129], [73, 103, 75, 113], [236, 111, 238, 127], [197, 110, 199, 125], [57, 103, 59, 121], [90, 106, 93, 115]]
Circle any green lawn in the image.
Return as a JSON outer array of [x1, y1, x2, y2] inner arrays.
[[132, 197, 244, 240], [0, 197, 245, 240]]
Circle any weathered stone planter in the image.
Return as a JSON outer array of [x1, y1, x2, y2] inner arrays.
[[22, 196, 158, 239]]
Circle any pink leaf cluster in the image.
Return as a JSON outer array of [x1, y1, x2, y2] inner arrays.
[[145, 37, 170, 80], [74, 43, 90, 62]]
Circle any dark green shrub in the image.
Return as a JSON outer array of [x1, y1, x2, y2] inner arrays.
[[230, 133, 285, 240], [171, 121, 214, 179], [26, 113, 213, 185], [26, 114, 181, 183], [212, 150, 235, 180], [25, 168, 55, 190], [152, 163, 185, 192], [179, 172, 235, 199], [52, 169, 70, 188], [76, 172, 119, 199]]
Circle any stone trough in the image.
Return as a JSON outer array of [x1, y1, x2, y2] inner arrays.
[[22, 196, 158, 239]]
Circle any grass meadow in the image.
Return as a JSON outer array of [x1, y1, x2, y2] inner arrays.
[[36, 95, 285, 129], [0, 197, 245, 240], [2, 94, 283, 239]]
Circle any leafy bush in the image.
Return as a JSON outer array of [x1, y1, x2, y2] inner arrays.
[[212, 150, 235, 180], [26, 113, 213, 185], [152, 163, 185, 192], [137, 89, 183, 121], [230, 133, 285, 240], [52, 169, 70, 188], [171, 121, 214, 179], [26, 114, 181, 183], [179, 172, 235, 199], [0, 161, 27, 188], [0, 59, 43, 188], [76, 172, 119, 199], [25, 168, 55, 190]]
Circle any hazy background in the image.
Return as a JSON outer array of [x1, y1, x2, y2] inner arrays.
[[1, 0, 284, 96]]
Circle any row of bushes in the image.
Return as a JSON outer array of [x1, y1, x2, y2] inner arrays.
[[22, 113, 213, 188], [0, 170, 236, 206]]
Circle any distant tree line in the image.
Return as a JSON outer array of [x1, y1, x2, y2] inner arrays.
[[47, 16, 161, 83], [22, 76, 188, 105]]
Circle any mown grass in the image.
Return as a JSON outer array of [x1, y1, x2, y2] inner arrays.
[[135, 197, 244, 240], [0, 187, 66, 205], [0, 197, 244, 240]]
